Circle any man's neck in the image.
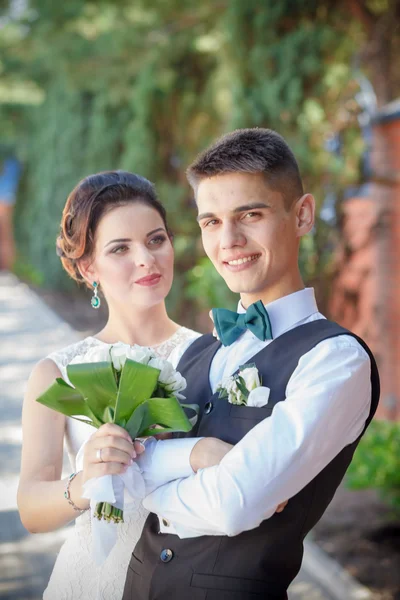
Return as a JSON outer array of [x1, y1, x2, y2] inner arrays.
[[240, 280, 305, 310]]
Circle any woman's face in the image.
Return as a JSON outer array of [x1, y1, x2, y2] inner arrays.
[[86, 202, 174, 310]]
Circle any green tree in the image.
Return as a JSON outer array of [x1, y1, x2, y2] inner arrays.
[[1, 0, 398, 322]]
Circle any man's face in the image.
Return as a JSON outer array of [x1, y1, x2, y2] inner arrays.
[[197, 172, 310, 307]]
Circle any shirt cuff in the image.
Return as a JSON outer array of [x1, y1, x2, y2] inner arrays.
[[151, 437, 202, 479], [137, 437, 202, 494]]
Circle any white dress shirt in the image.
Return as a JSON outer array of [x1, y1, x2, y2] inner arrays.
[[145, 288, 372, 538]]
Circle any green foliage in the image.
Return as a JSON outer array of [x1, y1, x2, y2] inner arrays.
[[346, 420, 400, 513], [12, 257, 45, 286], [186, 257, 238, 311], [0, 0, 385, 319]]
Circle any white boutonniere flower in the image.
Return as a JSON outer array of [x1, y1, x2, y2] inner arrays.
[[217, 364, 270, 407]]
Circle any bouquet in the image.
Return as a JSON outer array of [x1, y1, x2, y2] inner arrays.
[[37, 342, 198, 525]]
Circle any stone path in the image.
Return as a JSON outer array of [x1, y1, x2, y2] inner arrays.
[[0, 272, 372, 600]]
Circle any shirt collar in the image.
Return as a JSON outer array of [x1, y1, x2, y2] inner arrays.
[[237, 288, 319, 339]]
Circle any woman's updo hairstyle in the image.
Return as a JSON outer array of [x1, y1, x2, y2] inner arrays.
[[57, 170, 170, 286]]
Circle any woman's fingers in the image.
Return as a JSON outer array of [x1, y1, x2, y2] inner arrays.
[[95, 446, 133, 466], [88, 460, 130, 479], [83, 424, 151, 489], [133, 439, 148, 454], [82, 424, 137, 483], [87, 424, 134, 458], [92, 435, 136, 459], [93, 422, 133, 444], [85, 429, 136, 473]]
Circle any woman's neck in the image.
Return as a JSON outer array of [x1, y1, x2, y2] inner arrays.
[[95, 301, 179, 347]]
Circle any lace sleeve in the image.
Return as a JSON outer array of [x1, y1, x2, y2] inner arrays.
[[46, 337, 101, 384], [153, 327, 201, 362]]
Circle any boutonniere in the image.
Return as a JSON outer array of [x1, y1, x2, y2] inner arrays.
[[216, 364, 270, 407]]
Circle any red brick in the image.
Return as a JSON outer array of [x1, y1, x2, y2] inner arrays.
[[329, 110, 400, 420]]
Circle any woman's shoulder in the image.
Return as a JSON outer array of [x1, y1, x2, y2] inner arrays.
[[45, 336, 104, 373], [28, 356, 63, 387]]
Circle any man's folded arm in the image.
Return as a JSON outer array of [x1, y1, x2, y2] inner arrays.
[[143, 336, 371, 537], [136, 437, 200, 493]]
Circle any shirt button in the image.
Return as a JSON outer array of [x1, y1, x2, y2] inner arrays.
[[162, 518, 170, 527], [204, 401, 213, 415], [160, 548, 174, 563]]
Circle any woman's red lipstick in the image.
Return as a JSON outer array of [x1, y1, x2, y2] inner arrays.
[[135, 274, 162, 286]]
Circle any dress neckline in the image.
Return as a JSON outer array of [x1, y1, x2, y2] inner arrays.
[[85, 326, 185, 349]]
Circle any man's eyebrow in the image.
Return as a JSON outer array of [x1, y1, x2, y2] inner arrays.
[[196, 212, 214, 223], [197, 202, 269, 222], [232, 202, 270, 213]]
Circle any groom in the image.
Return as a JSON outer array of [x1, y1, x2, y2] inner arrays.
[[123, 128, 379, 600]]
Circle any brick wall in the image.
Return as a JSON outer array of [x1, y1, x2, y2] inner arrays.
[[329, 100, 400, 420]]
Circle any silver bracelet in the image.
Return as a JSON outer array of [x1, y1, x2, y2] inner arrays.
[[64, 471, 89, 513]]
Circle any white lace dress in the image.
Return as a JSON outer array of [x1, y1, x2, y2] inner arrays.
[[43, 327, 199, 600]]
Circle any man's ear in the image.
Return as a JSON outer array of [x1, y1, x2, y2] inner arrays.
[[295, 194, 315, 238], [77, 258, 97, 287]]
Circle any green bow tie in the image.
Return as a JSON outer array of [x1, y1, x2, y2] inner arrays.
[[212, 300, 273, 346]]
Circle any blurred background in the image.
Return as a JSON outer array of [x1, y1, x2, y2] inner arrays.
[[0, 0, 399, 598]]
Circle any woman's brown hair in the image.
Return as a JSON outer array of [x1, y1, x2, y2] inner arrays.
[[57, 170, 170, 286]]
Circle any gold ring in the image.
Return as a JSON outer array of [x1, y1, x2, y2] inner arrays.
[[96, 448, 104, 462]]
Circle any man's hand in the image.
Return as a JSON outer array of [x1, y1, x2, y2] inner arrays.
[[275, 500, 288, 513], [190, 438, 289, 514], [209, 310, 220, 340], [190, 437, 233, 472]]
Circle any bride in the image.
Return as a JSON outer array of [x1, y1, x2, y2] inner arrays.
[[17, 170, 232, 599]]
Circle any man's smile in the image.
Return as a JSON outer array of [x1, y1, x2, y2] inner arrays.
[[223, 253, 261, 271]]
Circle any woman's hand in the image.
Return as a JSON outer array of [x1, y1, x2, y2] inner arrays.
[[82, 423, 145, 484]]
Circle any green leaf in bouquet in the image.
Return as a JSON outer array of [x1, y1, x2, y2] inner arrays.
[[125, 397, 200, 439], [236, 376, 249, 399], [123, 402, 149, 439], [180, 403, 200, 428], [66, 361, 118, 423], [217, 386, 228, 400], [36, 378, 101, 427], [113, 359, 160, 425], [128, 396, 198, 438]]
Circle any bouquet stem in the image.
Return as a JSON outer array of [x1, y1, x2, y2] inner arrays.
[[94, 501, 124, 523]]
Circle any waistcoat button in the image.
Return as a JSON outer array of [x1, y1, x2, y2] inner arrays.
[[160, 548, 174, 563], [204, 401, 213, 414]]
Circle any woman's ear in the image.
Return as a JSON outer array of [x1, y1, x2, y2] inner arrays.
[[77, 258, 97, 287], [295, 193, 315, 238]]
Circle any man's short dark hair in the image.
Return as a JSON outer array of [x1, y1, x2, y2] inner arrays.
[[186, 128, 304, 209]]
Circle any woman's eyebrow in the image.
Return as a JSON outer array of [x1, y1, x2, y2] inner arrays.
[[146, 227, 165, 237], [104, 228, 166, 248], [104, 237, 131, 248]]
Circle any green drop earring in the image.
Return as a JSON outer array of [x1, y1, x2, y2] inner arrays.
[[91, 281, 101, 309]]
